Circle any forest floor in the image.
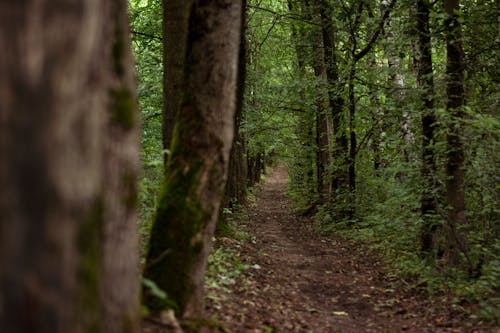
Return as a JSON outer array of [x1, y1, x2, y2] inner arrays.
[[203, 165, 496, 333]]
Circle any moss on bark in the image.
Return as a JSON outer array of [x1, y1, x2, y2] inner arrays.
[[143, 159, 209, 314], [77, 198, 104, 333], [181, 317, 228, 333], [109, 88, 136, 130]]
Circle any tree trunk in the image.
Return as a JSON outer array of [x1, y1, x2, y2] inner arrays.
[[347, 64, 356, 220], [162, 0, 192, 164], [308, 2, 332, 204], [443, 0, 470, 268], [288, 0, 316, 204], [143, 0, 242, 318], [383, 5, 414, 162], [318, 0, 349, 210], [0, 1, 140, 332], [223, 1, 248, 208], [416, 0, 439, 255], [101, 0, 141, 332]]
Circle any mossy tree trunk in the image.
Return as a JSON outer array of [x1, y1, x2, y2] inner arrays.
[[143, 0, 242, 318], [0, 1, 140, 332]]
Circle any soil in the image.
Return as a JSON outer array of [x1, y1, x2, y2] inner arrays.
[[144, 165, 497, 333]]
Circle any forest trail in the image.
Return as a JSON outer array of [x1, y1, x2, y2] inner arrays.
[[208, 165, 488, 333]]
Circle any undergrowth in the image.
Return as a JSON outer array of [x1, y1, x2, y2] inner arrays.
[[206, 201, 257, 311], [311, 180, 500, 324]]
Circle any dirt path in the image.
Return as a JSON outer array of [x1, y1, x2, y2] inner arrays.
[[207, 166, 492, 333]]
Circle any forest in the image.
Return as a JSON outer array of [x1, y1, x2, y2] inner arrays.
[[0, 0, 498, 332]]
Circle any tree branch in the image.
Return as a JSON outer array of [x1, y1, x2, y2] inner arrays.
[[131, 30, 162, 42], [354, 0, 396, 62]]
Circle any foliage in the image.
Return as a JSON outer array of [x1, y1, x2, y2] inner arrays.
[[129, 0, 163, 255], [129, 0, 498, 322]]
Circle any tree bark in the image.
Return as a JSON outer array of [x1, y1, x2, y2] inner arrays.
[[101, 0, 141, 332], [223, 0, 248, 208], [143, 0, 242, 318], [162, 0, 192, 164], [444, 0, 470, 268], [416, 0, 439, 254], [382, 2, 414, 162], [288, 0, 316, 204], [305, 0, 332, 204], [317, 0, 349, 209], [0, 1, 140, 332]]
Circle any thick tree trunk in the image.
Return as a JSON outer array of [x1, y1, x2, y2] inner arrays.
[[444, 0, 470, 268], [0, 1, 140, 332], [144, 0, 242, 318], [416, 0, 439, 254]]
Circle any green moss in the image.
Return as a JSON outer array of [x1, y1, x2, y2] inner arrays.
[[143, 160, 210, 314], [121, 171, 138, 209], [112, 15, 125, 76], [181, 317, 228, 333], [109, 88, 136, 130], [77, 197, 104, 333], [121, 311, 138, 333]]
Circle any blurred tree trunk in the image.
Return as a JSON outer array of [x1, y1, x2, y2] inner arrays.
[[443, 0, 471, 269], [0, 1, 140, 332], [143, 0, 242, 318], [416, 0, 439, 255], [101, 0, 141, 332]]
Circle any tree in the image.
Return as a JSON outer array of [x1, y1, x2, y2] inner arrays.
[[301, 0, 332, 205], [443, 0, 470, 268], [0, 1, 140, 332], [101, 0, 141, 331], [317, 0, 349, 213], [223, 0, 249, 210], [143, 0, 243, 318], [415, 0, 439, 254], [162, 0, 191, 164]]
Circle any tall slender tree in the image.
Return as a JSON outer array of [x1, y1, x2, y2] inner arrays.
[[416, 0, 439, 254], [443, 0, 470, 268], [317, 0, 349, 213]]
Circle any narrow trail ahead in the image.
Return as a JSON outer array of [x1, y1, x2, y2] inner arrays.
[[208, 166, 488, 333]]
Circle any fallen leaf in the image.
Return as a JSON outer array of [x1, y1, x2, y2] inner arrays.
[[332, 311, 349, 316]]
